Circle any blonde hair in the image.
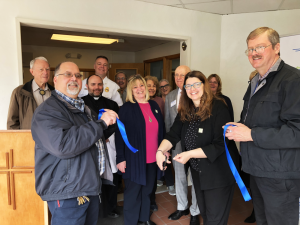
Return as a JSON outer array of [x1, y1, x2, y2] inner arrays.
[[247, 27, 280, 49], [126, 75, 150, 103]]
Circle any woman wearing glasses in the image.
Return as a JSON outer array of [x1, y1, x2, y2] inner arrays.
[[156, 71, 239, 225], [115, 75, 165, 225], [159, 79, 171, 102]]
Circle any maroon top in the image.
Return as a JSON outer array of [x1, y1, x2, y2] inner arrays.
[[152, 96, 165, 118]]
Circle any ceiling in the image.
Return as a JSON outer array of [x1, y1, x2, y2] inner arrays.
[[21, 26, 172, 52], [136, 0, 300, 15]]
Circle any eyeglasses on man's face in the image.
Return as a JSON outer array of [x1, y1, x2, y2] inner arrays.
[[56, 72, 83, 79], [116, 77, 126, 81], [184, 82, 202, 90], [160, 84, 170, 89], [245, 44, 272, 56], [175, 74, 185, 79]]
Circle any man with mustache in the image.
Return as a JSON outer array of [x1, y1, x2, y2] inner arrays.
[[79, 56, 123, 107], [31, 62, 118, 225], [115, 71, 127, 103], [7, 56, 54, 129], [225, 27, 300, 225], [82, 75, 120, 219]]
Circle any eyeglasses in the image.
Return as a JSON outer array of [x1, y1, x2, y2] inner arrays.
[[245, 44, 272, 56], [184, 82, 202, 90], [175, 74, 185, 78], [56, 72, 83, 79], [160, 84, 170, 89], [209, 81, 218, 85], [116, 77, 126, 81]]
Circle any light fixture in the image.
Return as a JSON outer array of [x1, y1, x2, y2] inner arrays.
[[51, 34, 123, 44], [182, 41, 187, 51]]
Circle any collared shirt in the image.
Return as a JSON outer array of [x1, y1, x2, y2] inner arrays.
[[55, 90, 85, 112], [177, 88, 182, 109], [258, 58, 282, 81], [78, 76, 123, 107], [55, 90, 105, 175], [32, 79, 51, 106]]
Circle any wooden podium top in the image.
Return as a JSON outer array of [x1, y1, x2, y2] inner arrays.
[[0, 130, 31, 133]]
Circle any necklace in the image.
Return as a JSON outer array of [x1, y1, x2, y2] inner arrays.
[[140, 105, 152, 122]]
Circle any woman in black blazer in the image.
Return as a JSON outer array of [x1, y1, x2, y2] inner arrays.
[[156, 71, 239, 225], [115, 75, 165, 225]]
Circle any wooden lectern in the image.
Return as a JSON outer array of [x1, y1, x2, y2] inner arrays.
[[0, 130, 48, 225]]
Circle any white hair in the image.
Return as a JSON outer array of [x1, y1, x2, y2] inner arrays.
[[30, 56, 49, 69]]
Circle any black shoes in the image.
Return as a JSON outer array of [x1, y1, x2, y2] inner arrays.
[[150, 203, 158, 212], [138, 220, 156, 225], [107, 209, 120, 218], [190, 215, 200, 225], [168, 209, 190, 220], [244, 209, 256, 223]]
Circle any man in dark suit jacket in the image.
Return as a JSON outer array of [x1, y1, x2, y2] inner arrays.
[[82, 75, 120, 219]]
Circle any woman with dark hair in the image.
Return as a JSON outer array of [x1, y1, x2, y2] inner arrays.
[[115, 75, 165, 225], [208, 74, 234, 121], [156, 71, 239, 225]]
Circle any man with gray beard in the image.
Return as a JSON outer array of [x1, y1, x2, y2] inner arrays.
[[31, 61, 118, 225]]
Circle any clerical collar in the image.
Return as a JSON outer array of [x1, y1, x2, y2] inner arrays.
[[94, 97, 99, 100]]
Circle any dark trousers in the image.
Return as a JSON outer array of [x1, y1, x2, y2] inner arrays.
[[158, 161, 175, 187], [123, 163, 156, 225], [100, 172, 119, 217], [191, 167, 235, 225], [48, 195, 99, 225], [250, 175, 300, 225], [150, 160, 175, 205]]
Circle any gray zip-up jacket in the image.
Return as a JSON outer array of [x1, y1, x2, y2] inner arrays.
[[31, 91, 113, 201]]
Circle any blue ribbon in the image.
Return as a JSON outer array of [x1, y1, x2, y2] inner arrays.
[[223, 124, 251, 201], [98, 109, 138, 153]]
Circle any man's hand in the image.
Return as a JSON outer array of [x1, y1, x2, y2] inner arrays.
[[173, 151, 191, 164], [100, 109, 119, 126], [117, 161, 126, 173], [223, 122, 253, 142]]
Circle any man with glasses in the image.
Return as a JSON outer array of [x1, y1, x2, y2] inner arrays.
[[79, 56, 123, 107], [225, 27, 300, 225], [7, 56, 54, 129], [115, 71, 127, 103], [165, 65, 200, 225], [31, 61, 118, 225]]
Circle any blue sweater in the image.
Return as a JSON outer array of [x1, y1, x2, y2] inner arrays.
[[115, 100, 165, 185]]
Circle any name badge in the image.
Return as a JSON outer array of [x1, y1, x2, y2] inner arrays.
[[171, 100, 176, 107], [198, 128, 203, 133]]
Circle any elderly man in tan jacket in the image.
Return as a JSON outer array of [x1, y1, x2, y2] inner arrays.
[[7, 56, 54, 129]]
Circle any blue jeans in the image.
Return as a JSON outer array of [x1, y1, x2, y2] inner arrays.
[[47, 195, 100, 225]]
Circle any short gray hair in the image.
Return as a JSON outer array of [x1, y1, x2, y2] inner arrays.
[[115, 71, 126, 81], [159, 79, 169, 85], [30, 56, 49, 69]]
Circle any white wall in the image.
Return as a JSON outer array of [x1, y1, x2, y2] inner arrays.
[[0, 0, 222, 129], [220, 9, 300, 122], [135, 41, 180, 62]]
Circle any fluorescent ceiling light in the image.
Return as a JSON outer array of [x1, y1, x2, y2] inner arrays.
[[51, 34, 119, 44]]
